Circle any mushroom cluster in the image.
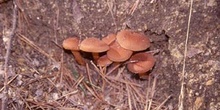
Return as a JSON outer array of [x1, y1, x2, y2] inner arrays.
[[62, 29, 156, 79]]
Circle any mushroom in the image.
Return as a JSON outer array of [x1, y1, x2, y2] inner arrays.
[[97, 55, 113, 74], [107, 41, 133, 62], [97, 55, 113, 67], [62, 37, 85, 65], [79, 37, 109, 62], [127, 52, 156, 74], [102, 33, 116, 45], [116, 29, 150, 51]]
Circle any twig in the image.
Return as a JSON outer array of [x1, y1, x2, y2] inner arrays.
[[0, 74, 18, 92], [85, 63, 101, 100], [106, 0, 117, 30], [148, 75, 158, 110], [53, 0, 59, 43], [126, 83, 132, 110], [155, 95, 172, 110], [130, 86, 138, 109], [72, 75, 84, 88], [2, 1, 18, 110], [106, 63, 121, 75], [18, 33, 57, 62], [107, 74, 142, 87], [129, 0, 140, 15], [82, 81, 102, 100], [144, 76, 151, 110], [59, 51, 64, 85], [90, 61, 121, 90], [56, 90, 78, 101], [129, 84, 145, 103], [178, 0, 193, 110]]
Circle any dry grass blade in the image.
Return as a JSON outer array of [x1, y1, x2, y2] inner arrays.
[[82, 81, 102, 100], [17, 33, 57, 62], [59, 51, 64, 85], [123, 76, 143, 110], [130, 86, 138, 109], [106, 0, 117, 30], [115, 65, 125, 79], [22, 64, 63, 94], [57, 107, 80, 110], [144, 76, 151, 110], [72, 75, 85, 88], [97, 66, 107, 91], [148, 75, 157, 110], [155, 95, 172, 110], [13, 88, 32, 110], [2, 1, 18, 110], [107, 66, 142, 87], [178, 0, 194, 109], [25, 99, 57, 109], [0, 74, 18, 92], [130, 84, 145, 102], [106, 76, 142, 87], [106, 63, 121, 75], [123, 74, 146, 106], [56, 90, 78, 101], [144, 75, 158, 110], [90, 61, 121, 90], [85, 63, 102, 100], [129, 0, 140, 15], [126, 83, 132, 110]]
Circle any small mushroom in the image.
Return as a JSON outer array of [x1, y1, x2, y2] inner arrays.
[[102, 33, 116, 45], [97, 55, 113, 67], [116, 29, 150, 51], [107, 41, 133, 62], [127, 52, 155, 74], [97, 55, 113, 74], [62, 37, 85, 65], [79, 37, 109, 62]]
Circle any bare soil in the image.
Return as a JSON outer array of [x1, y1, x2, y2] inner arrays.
[[0, 0, 219, 110]]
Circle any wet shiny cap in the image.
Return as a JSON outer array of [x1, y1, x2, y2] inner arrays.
[[80, 37, 109, 53], [116, 29, 150, 51]]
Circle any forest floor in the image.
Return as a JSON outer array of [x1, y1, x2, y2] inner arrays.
[[0, 0, 219, 110]]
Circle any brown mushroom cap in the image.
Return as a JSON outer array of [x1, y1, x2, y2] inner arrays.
[[107, 41, 133, 62], [116, 29, 150, 51], [62, 37, 80, 50], [62, 37, 85, 65], [97, 55, 113, 67], [79, 37, 109, 53], [102, 34, 116, 45], [127, 53, 155, 73]]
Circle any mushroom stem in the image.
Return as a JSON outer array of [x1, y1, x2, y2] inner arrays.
[[138, 73, 150, 79], [92, 53, 100, 63], [71, 51, 85, 66]]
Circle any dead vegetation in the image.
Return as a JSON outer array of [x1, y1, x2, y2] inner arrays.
[[1, 34, 171, 109]]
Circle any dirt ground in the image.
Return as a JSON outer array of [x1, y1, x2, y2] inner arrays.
[[0, 0, 220, 110]]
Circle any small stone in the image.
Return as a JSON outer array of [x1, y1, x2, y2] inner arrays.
[[194, 97, 204, 110], [52, 93, 59, 100], [205, 79, 214, 86]]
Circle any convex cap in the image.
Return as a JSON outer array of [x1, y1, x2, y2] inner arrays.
[[62, 37, 80, 50], [116, 29, 150, 51], [97, 55, 113, 67], [80, 37, 109, 52], [127, 53, 155, 73], [102, 34, 116, 45], [107, 41, 133, 62]]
